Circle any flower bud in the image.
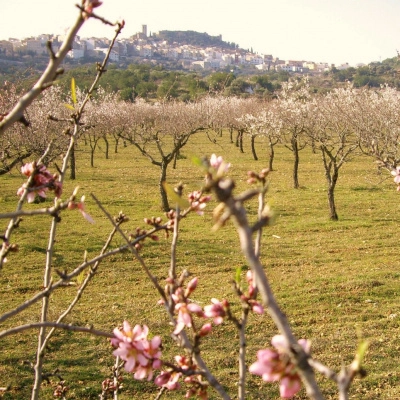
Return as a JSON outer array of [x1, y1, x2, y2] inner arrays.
[[199, 323, 212, 337], [186, 277, 198, 293]]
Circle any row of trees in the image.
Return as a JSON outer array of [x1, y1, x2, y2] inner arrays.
[[3, 78, 399, 218]]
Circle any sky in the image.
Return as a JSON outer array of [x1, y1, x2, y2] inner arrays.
[[1, 0, 400, 66]]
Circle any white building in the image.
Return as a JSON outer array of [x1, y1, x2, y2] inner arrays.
[[67, 48, 85, 59]]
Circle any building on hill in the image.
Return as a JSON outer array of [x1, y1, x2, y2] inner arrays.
[[0, 40, 14, 56], [0, 27, 339, 75], [192, 60, 211, 70]]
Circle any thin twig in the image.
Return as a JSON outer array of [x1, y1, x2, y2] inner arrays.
[[0, 322, 113, 340]]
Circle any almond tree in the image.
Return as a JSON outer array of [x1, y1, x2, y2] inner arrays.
[[307, 85, 359, 220], [237, 102, 281, 167], [353, 85, 400, 171], [81, 86, 118, 167], [0, 84, 32, 173], [216, 97, 261, 155], [0, 83, 69, 174], [27, 85, 71, 162], [107, 95, 133, 154], [120, 99, 209, 211], [276, 79, 312, 188]]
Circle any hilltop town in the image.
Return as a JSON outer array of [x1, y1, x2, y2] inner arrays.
[[0, 25, 359, 74]]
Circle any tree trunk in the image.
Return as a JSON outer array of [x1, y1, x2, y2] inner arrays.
[[251, 135, 258, 160], [292, 138, 299, 189], [311, 138, 317, 154], [237, 129, 244, 153], [173, 150, 179, 169], [114, 136, 119, 153], [327, 167, 339, 220], [89, 138, 98, 168], [268, 141, 274, 171], [240, 130, 244, 153], [159, 161, 170, 211], [229, 127, 234, 143], [327, 185, 338, 220], [70, 143, 76, 180], [104, 137, 109, 159]]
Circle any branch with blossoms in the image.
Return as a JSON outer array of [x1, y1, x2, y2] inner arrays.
[[92, 185, 231, 399], [0, 204, 188, 329], [105, 153, 370, 400], [205, 155, 371, 399], [0, 143, 58, 268], [0, 4, 127, 399], [102, 156, 280, 400]]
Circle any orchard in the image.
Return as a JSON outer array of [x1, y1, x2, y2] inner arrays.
[[1, 2, 400, 399]]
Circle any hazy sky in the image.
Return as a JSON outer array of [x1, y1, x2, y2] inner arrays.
[[1, 0, 399, 66]]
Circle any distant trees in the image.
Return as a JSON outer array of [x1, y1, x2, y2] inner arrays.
[[354, 85, 400, 169], [207, 72, 235, 93], [0, 82, 69, 175], [154, 30, 235, 49], [238, 103, 281, 168], [6, 67, 400, 220], [118, 99, 210, 210]]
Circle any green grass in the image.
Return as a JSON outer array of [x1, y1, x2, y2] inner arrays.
[[1, 133, 400, 399]]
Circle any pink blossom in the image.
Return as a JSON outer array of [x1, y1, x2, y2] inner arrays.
[[391, 166, 400, 184], [271, 335, 310, 354], [209, 154, 224, 169], [111, 321, 162, 380], [240, 270, 264, 314], [391, 167, 400, 190], [249, 335, 310, 398], [246, 270, 256, 297], [155, 371, 181, 390], [17, 162, 62, 202], [170, 277, 204, 334], [175, 354, 191, 369], [188, 191, 211, 215], [21, 162, 35, 177], [279, 375, 302, 398], [17, 182, 43, 203], [249, 299, 264, 315], [249, 348, 285, 382], [204, 298, 227, 325], [209, 154, 231, 174], [68, 195, 95, 223], [173, 302, 204, 335]]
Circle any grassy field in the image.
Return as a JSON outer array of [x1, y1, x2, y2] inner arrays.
[[1, 131, 400, 399]]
